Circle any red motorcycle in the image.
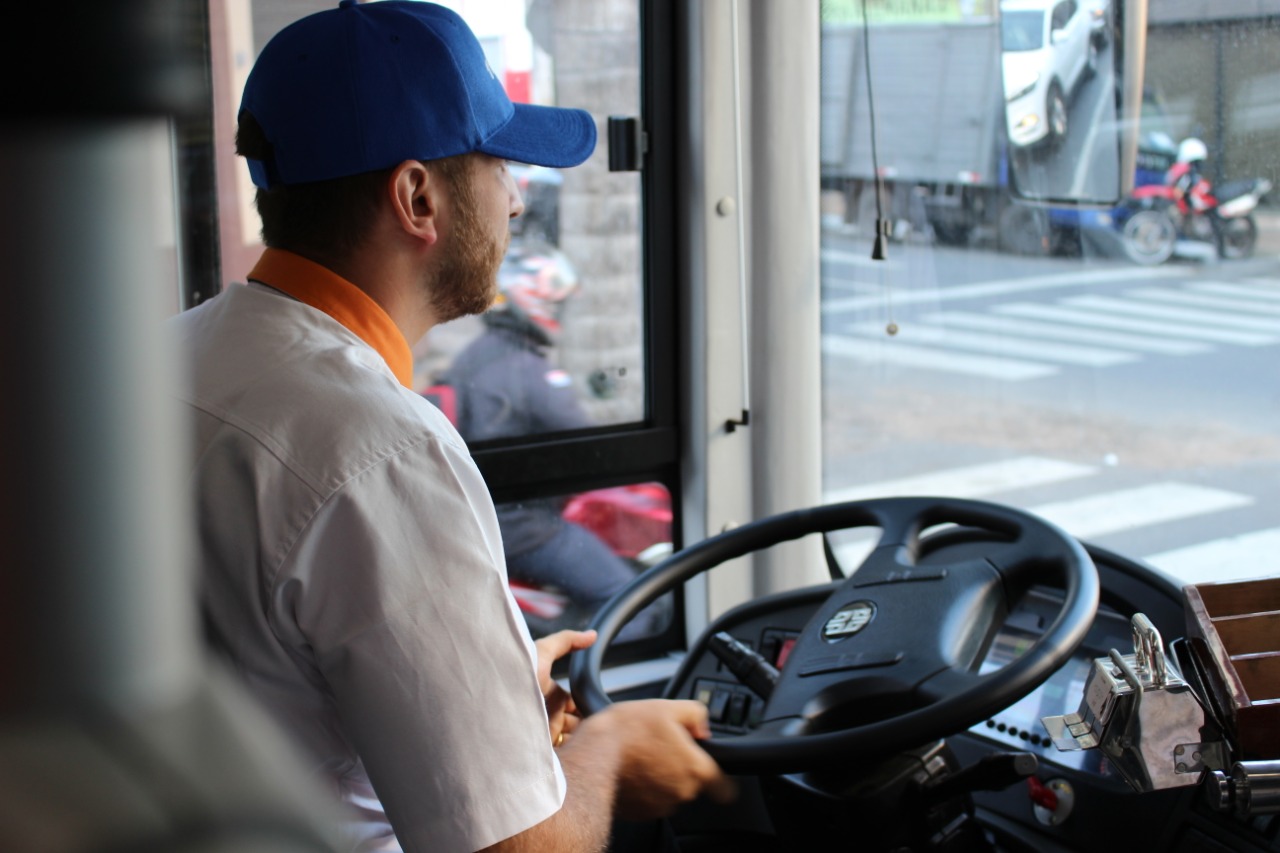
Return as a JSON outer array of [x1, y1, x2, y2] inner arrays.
[[509, 484, 673, 638], [1119, 137, 1271, 265]]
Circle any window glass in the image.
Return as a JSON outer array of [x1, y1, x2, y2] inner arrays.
[[498, 483, 676, 642], [416, 0, 647, 441], [821, 2, 1280, 590], [206, 0, 646, 439]]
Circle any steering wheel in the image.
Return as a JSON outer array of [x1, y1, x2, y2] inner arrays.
[[569, 496, 1099, 776]]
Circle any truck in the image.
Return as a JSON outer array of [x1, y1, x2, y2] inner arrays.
[[821, 16, 1019, 249], [821, 8, 1182, 259]]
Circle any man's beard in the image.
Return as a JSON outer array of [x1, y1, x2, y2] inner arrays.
[[427, 164, 507, 324]]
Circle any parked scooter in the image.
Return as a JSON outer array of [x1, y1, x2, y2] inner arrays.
[[1118, 137, 1271, 265]]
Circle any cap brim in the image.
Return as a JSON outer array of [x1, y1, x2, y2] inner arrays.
[[478, 103, 598, 169]]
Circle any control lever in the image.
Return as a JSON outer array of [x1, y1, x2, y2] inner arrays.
[[707, 632, 780, 700], [920, 751, 1039, 806]]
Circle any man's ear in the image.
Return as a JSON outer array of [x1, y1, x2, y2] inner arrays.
[[388, 160, 439, 247]]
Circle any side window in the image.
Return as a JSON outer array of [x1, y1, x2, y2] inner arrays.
[[413, 4, 647, 446], [1052, 2, 1070, 30], [207, 1, 646, 445]]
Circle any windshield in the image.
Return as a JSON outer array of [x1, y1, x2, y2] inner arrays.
[[820, 4, 1280, 590], [1002, 10, 1045, 50]]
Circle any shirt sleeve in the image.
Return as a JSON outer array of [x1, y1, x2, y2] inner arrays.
[[270, 432, 566, 853]]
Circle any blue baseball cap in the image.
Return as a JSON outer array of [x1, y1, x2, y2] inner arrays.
[[239, 0, 598, 189]]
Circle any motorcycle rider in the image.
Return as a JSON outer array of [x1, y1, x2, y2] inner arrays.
[[1166, 137, 1214, 214], [443, 242, 669, 642]]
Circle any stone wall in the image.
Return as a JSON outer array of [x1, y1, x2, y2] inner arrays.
[[532, 0, 646, 425]]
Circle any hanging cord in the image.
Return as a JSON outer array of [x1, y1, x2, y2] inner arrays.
[[727, 0, 751, 429], [860, 0, 897, 334], [862, 0, 889, 263]]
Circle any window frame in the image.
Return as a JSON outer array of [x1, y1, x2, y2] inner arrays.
[[177, 0, 686, 661]]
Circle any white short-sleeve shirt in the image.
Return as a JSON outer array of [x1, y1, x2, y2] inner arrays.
[[169, 278, 565, 852]]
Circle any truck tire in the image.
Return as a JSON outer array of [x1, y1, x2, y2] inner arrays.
[[932, 222, 973, 246], [1217, 215, 1258, 260], [998, 204, 1051, 256], [1120, 208, 1177, 265]]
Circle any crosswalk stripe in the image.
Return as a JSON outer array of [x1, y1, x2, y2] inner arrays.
[[994, 302, 1279, 345], [845, 321, 1137, 366], [822, 266, 1191, 313], [823, 456, 1098, 504], [823, 469, 1255, 580], [919, 311, 1208, 355], [822, 248, 903, 270], [1127, 287, 1280, 316], [1190, 281, 1280, 303], [1063, 294, 1280, 335], [822, 278, 883, 296], [1238, 278, 1280, 293], [821, 334, 1058, 380], [1029, 483, 1254, 540], [1144, 528, 1280, 585], [826, 457, 1097, 569]]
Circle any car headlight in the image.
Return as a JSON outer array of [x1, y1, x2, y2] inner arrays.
[[1005, 74, 1039, 103], [1015, 113, 1041, 133]]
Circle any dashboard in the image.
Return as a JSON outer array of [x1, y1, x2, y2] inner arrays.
[[661, 541, 1280, 852], [969, 588, 1131, 780]]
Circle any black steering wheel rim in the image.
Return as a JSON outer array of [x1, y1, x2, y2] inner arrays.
[[569, 496, 1099, 776]]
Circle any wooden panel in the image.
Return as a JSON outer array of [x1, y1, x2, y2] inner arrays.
[[1184, 578, 1280, 759], [1193, 576, 1280, 618], [1233, 653, 1280, 703], [1214, 611, 1280, 656]]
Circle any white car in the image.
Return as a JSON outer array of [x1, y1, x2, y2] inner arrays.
[[1001, 0, 1098, 148]]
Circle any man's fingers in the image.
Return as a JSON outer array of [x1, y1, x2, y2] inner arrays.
[[535, 629, 598, 666], [678, 719, 735, 803], [534, 630, 598, 696], [551, 687, 578, 718], [703, 772, 738, 804], [664, 698, 713, 740], [545, 685, 570, 716]]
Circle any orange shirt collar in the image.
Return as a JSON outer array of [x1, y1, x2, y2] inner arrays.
[[247, 248, 414, 389]]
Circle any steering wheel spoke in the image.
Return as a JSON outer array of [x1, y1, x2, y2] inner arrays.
[[915, 665, 987, 707], [570, 496, 1099, 776]]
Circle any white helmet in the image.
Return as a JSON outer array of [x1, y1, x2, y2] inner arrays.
[[1177, 137, 1207, 165]]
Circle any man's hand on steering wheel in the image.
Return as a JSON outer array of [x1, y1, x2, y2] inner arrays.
[[535, 628, 597, 747]]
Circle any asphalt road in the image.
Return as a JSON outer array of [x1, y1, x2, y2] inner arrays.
[[819, 229, 1280, 588]]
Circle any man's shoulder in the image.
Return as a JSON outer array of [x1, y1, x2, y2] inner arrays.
[[175, 288, 467, 493]]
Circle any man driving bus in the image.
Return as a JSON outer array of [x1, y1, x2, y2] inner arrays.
[[168, 2, 730, 851]]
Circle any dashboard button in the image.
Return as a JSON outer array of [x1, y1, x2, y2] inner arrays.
[[707, 688, 731, 723]]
